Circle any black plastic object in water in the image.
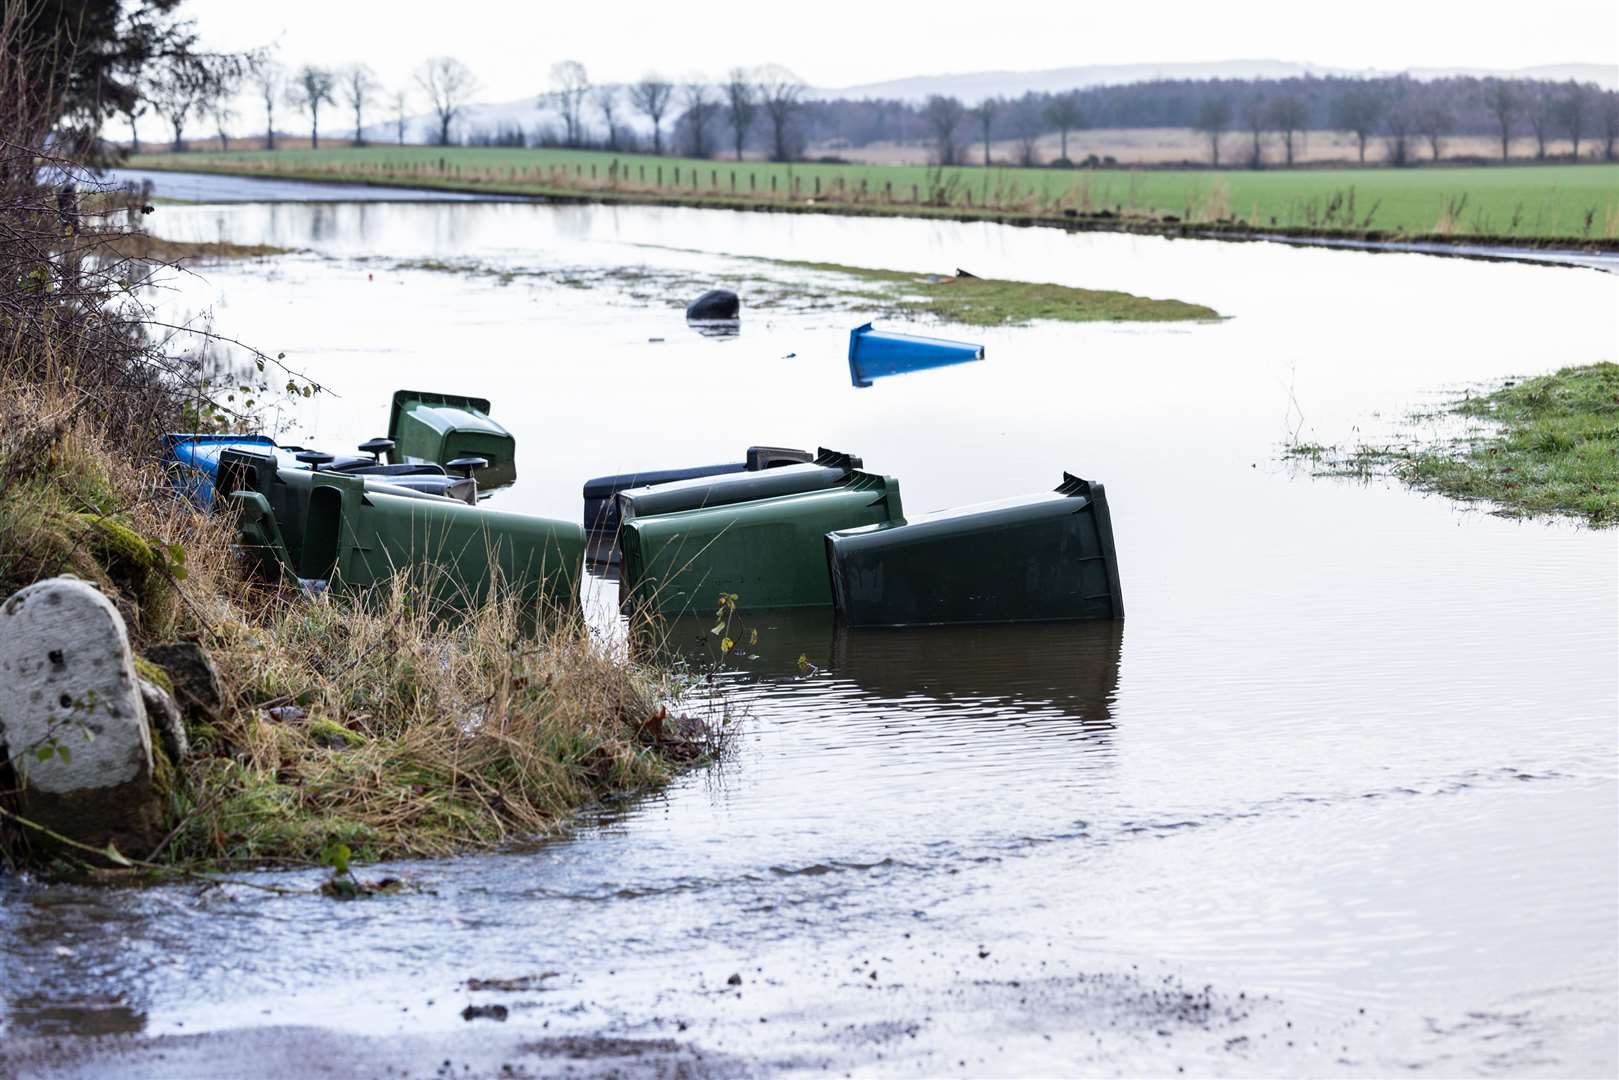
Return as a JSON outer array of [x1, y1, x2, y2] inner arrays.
[[685, 289, 740, 320], [825, 473, 1123, 627], [582, 446, 813, 535]]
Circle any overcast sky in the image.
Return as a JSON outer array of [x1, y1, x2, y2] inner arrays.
[[186, 0, 1618, 103]]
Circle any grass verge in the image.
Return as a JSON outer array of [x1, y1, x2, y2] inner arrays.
[[1286, 363, 1619, 526], [0, 373, 714, 872], [127, 148, 1619, 248]]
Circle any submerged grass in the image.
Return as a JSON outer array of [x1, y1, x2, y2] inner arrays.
[[764, 259, 1219, 326], [1286, 363, 1619, 526], [377, 252, 1217, 328]]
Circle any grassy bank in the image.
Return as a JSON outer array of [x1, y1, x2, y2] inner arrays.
[[128, 147, 1619, 246], [0, 376, 711, 870], [1287, 363, 1619, 526]]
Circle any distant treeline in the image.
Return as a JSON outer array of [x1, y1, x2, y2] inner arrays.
[[500, 72, 1617, 169], [778, 75, 1619, 166]]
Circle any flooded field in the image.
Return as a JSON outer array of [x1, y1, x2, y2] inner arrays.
[[3, 180, 1615, 1077]]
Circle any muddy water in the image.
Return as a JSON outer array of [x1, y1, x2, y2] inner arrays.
[[3, 188, 1616, 1077]]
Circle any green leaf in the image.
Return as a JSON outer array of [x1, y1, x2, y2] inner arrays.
[[35, 745, 53, 761], [56, 745, 70, 764]]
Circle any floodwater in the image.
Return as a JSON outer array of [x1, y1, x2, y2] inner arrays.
[[3, 175, 1617, 1077]]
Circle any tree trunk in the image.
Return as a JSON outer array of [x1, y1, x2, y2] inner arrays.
[[266, 103, 276, 150], [1357, 133, 1366, 163], [129, 115, 140, 154], [1059, 128, 1068, 160], [311, 115, 319, 150]]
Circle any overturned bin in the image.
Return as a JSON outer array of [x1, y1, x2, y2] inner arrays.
[[825, 473, 1123, 627], [583, 446, 812, 535], [388, 390, 518, 491], [615, 448, 862, 527], [219, 449, 582, 610], [620, 470, 903, 615], [847, 323, 984, 388]]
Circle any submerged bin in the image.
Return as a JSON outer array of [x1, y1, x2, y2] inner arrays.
[[219, 450, 582, 609], [620, 470, 903, 614], [165, 432, 476, 508], [583, 446, 812, 535], [387, 390, 517, 491], [616, 448, 862, 526], [825, 473, 1123, 627], [847, 323, 984, 388]]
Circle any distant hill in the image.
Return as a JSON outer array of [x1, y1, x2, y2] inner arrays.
[[817, 60, 1619, 103]]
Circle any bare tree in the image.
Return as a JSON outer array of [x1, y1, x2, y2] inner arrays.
[[1013, 94, 1043, 166], [724, 68, 757, 161], [1197, 96, 1232, 166], [1482, 78, 1516, 161], [629, 75, 673, 154], [148, 55, 213, 152], [549, 60, 590, 147], [1601, 90, 1619, 162], [1526, 85, 1552, 159], [1556, 81, 1591, 159], [286, 64, 336, 149], [1266, 94, 1306, 166], [248, 54, 284, 150], [1044, 92, 1083, 163], [757, 65, 805, 162], [1418, 104, 1452, 161], [1383, 101, 1413, 167], [969, 97, 998, 166], [681, 80, 717, 158], [922, 94, 965, 165], [594, 85, 621, 150], [210, 96, 234, 150], [341, 64, 378, 146], [1332, 86, 1382, 164], [1242, 93, 1267, 168], [415, 56, 479, 146], [391, 89, 410, 144]]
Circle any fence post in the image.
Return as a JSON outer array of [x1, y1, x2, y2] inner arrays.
[[674, 166, 679, 184], [731, 171, 736, 192], [911, 183, 918, 202], [751, 173, 756, 192], [771, 175, 776, 193], [885, 180, 891, 201], [657, 165, 663, 186], [814, 176, 820, 196]]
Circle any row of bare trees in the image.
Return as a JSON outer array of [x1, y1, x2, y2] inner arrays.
[[543, 62, 808, 160], [128, 48, 482, 152]]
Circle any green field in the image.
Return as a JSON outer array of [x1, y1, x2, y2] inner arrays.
[[129, 147, 1619, 244]]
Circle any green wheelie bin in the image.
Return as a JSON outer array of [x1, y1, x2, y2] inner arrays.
[[619, 470, 903, 615], [387, 390, 518, 491]]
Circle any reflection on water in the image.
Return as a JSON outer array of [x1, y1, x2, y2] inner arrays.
[[651, 607, 1120, 736], [685, 318, 741, 339]]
